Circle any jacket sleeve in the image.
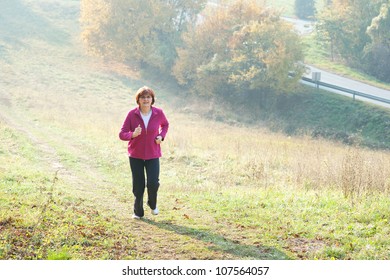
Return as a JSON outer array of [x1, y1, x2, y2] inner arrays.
[[159, 110, 169, 140], [119, 112, 134, 141]]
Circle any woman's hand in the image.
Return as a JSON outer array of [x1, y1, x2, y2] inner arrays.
[[155, 135, 163, 144], [132, 124, 142, 138]]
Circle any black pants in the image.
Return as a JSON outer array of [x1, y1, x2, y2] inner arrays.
[[129, 157, 160, 217]]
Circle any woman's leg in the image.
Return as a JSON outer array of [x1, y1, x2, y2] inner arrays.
[[145, 158, 160, 210], [129, 157, 146, 217]]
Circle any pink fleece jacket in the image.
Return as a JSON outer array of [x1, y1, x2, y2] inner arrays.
[[119, 106, 169, 160]]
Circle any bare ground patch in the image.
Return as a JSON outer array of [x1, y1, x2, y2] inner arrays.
[[285, 237, 328, 259]]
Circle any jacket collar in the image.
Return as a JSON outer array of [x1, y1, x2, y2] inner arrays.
[[135, 106, 156, 117]]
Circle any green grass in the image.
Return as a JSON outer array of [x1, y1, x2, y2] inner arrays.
[[2, 71, 389, 260], [189, 189, 390, 259], [1, 0, 390, 261], [0, 122, 137, 259], [266, 86, 390, 149]]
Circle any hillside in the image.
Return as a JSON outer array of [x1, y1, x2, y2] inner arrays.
[[1, 0, 390, 262]]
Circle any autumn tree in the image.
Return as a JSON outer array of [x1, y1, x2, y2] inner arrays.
[[228, 18, 305, 93], [80, 0, 206, 72], [173, 0, 305, 98]]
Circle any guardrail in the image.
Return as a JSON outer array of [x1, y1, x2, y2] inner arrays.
[[301, 76, 390, 105]]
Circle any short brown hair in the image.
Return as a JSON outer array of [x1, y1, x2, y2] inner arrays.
[[135, 86, 155, 105]]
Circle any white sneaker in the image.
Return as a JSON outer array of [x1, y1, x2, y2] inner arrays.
[[151, 207, 159, 215], [132, 214, 141, 219]]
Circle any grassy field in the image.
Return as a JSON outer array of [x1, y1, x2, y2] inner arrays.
[[1, 0, 390, 260]]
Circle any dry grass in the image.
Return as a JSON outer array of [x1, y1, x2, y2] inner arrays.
[[163, 111, 390, 198]]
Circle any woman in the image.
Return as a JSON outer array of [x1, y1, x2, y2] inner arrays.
[[119, 86, 169, 219]]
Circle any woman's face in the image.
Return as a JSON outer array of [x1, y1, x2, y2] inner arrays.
[[139, 94, 153, 108]]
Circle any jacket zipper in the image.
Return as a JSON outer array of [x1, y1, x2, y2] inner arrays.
[[138, 109, 154, 159]]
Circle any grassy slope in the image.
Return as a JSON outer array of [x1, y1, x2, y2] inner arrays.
[[1, 0, 390, 260], [259, 87, 390, 149]]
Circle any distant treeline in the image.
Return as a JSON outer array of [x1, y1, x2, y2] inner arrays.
[[80, 0, 390, 100], [314, 0, 390, 83], [80, 0, 304, 98]]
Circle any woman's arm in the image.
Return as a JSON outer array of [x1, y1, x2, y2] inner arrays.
[[119, 112, 134, 141]]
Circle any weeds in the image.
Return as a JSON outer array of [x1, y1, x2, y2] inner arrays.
[[341, 148, 390, 200], [35, 170, 58, 228]]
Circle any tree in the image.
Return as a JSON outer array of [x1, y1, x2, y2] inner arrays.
[[316, 0, 390, 81], [228, 18, 304, 93], [295, 0, 316, 20], [80, 0, 206, 72], [173, 0, 305, 98], [316, 5, 346, 61], [365, 1, 390, 82]]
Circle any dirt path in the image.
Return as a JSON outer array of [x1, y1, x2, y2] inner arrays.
[[1, 103, 245, 259], [0, 0, 285, 260]]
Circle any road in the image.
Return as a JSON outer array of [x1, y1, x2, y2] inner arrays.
[[282, 17, 315, 35], [304, 65, 390, 109], [284, 17, 390, 109], [206, 2, 390, 109]]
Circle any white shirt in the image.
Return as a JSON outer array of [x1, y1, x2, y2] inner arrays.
[[141, 110, 152, 129]]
